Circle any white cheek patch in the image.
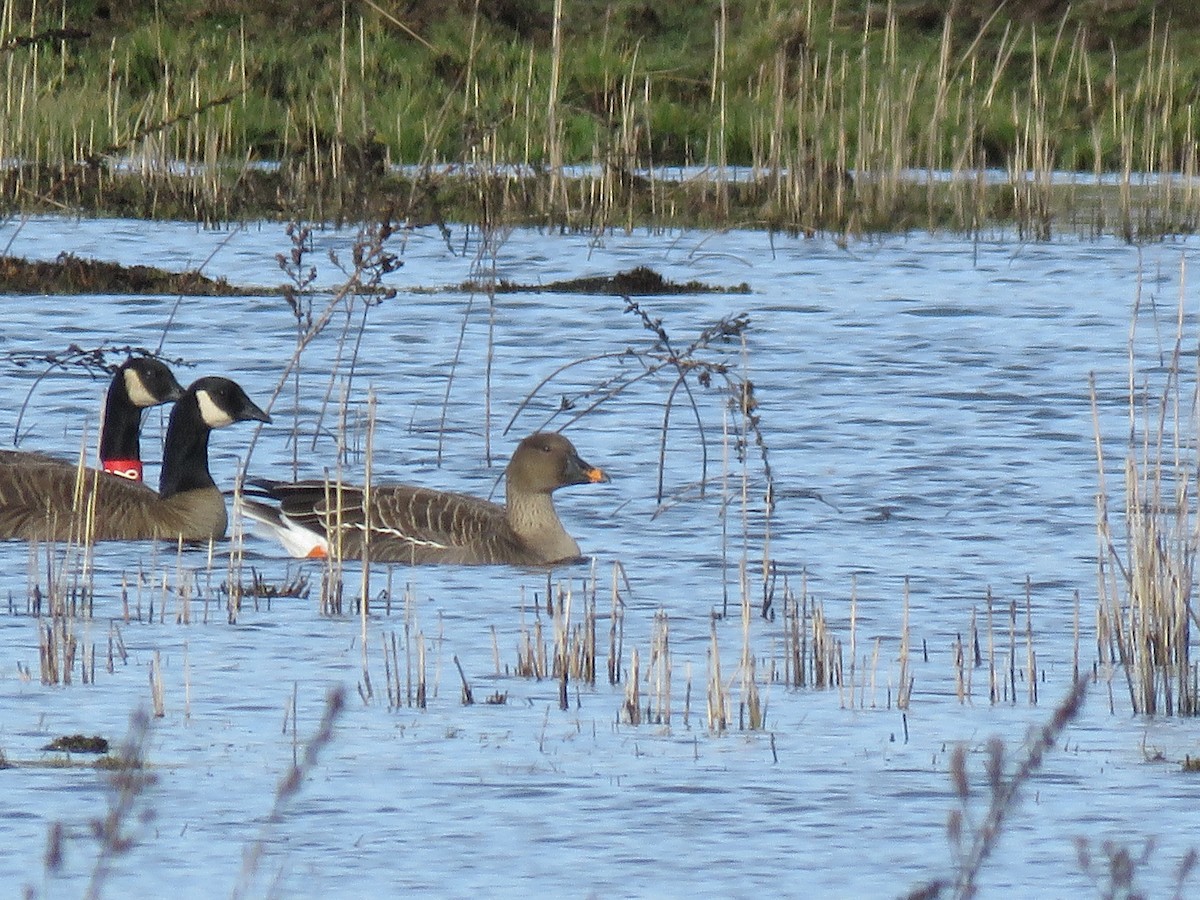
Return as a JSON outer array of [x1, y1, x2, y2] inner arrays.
[[124, 368, 158, 408], [195, 389, 236, 428]]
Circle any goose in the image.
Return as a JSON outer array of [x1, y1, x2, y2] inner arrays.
[[98, 356, 186, 481], [0, 356, 184, 484], [0, 376, 270, 542], [241, 432, 610, 566]]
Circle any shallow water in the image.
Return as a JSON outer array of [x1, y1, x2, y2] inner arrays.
[[2, 217, 1199, 897]]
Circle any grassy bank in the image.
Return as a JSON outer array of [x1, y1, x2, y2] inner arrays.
[[3, 0, 1200, 235]]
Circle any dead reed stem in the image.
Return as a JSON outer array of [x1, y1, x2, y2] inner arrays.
[[622, 646, 641, 725], [650, 610, 671, 725], [707, 616, 728, 732], [1091, 265, 1197, 715], [898, 576, 913, 709]]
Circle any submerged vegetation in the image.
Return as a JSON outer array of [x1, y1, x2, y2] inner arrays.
[[3, 1, 1200, 235]]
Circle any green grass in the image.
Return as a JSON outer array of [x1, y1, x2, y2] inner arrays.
[[4, 1, 1200, 233]]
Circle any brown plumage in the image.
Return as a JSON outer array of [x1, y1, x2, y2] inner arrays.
[[242, 432, 610, 566], [0, 376, 269, 543]]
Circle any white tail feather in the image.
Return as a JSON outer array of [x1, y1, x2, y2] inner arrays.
[[237, 497, 329, 559]]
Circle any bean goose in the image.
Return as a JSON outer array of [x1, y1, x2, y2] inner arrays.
[[0, 356, 184, 484], [0, 376, 270, 542], [241, 432, 610, 566]]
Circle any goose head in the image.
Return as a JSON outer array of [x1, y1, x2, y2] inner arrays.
[[119, 356, 185, 408], [506, 432, 609, 497], [189, 376, 272, 429]]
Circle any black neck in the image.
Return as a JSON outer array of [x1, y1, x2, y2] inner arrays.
[[158, 394, 216, 499], [99, 373, 142, 461]]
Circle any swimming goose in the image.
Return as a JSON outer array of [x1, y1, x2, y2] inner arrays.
[[241, 432, 610, 566], [98, 356, 186, 481], [0, 376, 270, 542], [0, 356, 184, 484]]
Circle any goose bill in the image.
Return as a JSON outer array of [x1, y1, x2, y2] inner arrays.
[[583, 465, 609, 484]]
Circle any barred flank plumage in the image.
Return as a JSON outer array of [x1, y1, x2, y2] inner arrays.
[[242, 432, 610, 566]]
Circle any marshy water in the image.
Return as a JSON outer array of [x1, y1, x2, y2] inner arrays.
[[2, 216, 1199, 897]]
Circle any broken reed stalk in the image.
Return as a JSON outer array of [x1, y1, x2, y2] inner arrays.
[[359, 389, 375, 697], [800, 571, 810, 686], [226, 478, 245, 622], [608, 561, 624, 685], [782, 577, 801, 687], [1006, 596, 1017, 704], [580, 579, 597, 684], [954, 629, 967, 705], [622, 646, 641, 724], [553, 582, 572, 709], [382, 631, 397, 709], [416, 631, 427, 709], [33, 531, 98, 686], [454, 655, 474, 705], [403, 582, 416, 705], [515, 588, 547, 680], [1024, 577, 1037, 706], [707, 616, 728, 732], [650, 610, 671, 725], [898, 575, 913, 709], [545, 0, 566, 216], [148, 650, 166, 718], [986, 587, 998, 704], [739, 560, 763, 729], [847, 574, 858, 708]]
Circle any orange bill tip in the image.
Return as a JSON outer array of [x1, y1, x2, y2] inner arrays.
[[586, 467, 610, 484]]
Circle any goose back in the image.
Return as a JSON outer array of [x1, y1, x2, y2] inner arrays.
[[0, 376, 268, 543], [250, 480, 541, 565], [243, 431, 609, 566], [0, 452, 227, 541]]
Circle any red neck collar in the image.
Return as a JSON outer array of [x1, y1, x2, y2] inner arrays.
[[102, 458, 144, 482]]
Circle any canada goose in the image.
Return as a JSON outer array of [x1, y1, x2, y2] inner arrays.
[[241, 432, 610, 566], [0, 356, 184, 484], [98, 356, 186, 480], [0, 376, 270, 542]]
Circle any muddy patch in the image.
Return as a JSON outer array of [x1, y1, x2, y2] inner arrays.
[[470, 265, 750, 295], [0, 253, 278, 296]]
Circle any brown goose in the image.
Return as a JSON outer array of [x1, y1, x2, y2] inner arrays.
[[0, 376, 270, 542], [241, 432, 610, 566], [1, 356, 184, 483]]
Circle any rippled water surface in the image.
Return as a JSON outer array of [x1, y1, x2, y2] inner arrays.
[[2, 217, 1199, 897]]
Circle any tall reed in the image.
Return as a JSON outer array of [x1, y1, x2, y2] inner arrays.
[[6, 5, 1200, 235], [1092, 264, 1199, 715]]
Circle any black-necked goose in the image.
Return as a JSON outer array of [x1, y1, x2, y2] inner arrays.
[[98, 356, 186, 481], [0, 355, 184, 484], [241, 432, 610, 565], [0, 376, 269, 542]]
